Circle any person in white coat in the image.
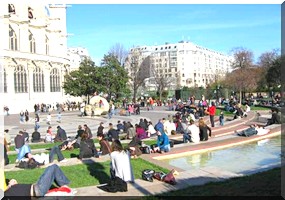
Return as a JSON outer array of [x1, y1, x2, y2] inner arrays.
[[110, 139, 134, 182]]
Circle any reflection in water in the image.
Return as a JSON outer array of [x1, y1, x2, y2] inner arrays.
[[165, 136, 281, 174], [186, 151, 212, 168]]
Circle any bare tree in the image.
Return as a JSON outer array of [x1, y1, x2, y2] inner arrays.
[[257, 49, 280, 68], [125, 49, 150, 102], [230, 47, 254, 69], [230, 47, 255, 103], [151, 67, 175, 101], [108, 43, 128, 65]]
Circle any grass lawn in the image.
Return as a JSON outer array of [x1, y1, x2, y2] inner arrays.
[[5, 158, 169, 188], [157, 167, 281, 197]]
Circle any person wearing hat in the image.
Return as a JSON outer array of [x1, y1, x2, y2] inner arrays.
[[153, 128, 170, 153]]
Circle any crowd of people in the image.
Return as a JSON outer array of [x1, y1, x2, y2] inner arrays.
[[3, 94, 281, 197]]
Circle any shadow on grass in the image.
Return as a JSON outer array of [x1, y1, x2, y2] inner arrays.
[[83, 159, 110, 184]]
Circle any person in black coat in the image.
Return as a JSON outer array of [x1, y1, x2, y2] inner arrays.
[[31, 129, 41, 143], [54, 126, 67, 142], [265, 108, 281, 126], [198, 118, 212, 141], [78, 132, 97, 159], [107, 123, 119, 142]]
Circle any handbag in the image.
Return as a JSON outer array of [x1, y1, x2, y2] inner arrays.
[[139, 146, 151, 154], [142, 169, 155, 182]]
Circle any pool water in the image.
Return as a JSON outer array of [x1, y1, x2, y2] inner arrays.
[[163, 135, 282, 174]]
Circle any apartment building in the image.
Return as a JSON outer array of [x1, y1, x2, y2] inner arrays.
[[67, 47, 90, 71], [125, 40, 233, 92], [1, 3, 70, 114]]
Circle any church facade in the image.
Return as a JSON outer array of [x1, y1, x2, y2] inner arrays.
[[1, 3, 70, 114]]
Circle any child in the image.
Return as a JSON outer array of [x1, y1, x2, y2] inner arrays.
[[57, 112, 62, 123], [219, 111, 224, 126]]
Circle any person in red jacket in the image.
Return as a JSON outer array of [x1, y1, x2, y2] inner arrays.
[[207, 101, 216, 127]]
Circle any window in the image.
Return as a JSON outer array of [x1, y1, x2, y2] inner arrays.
[[4, 68, 7, 93], [9, 25, 18, 51], [50, 68, 60, 92], [45, 35, 49, 55], [29, 31, 36, 53], [14, 66, 28, 93], [33, 67, 45, 92], [8, 4, 15, 14]]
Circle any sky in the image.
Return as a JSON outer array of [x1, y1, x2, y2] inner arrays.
[[66, 4, 281, 65]]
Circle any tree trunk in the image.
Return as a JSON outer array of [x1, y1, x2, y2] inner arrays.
[[239, 90, 242, 104], [133, 88, 137, 103]]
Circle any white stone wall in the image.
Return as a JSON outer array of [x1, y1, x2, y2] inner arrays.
[[1, 3, 70, 114]]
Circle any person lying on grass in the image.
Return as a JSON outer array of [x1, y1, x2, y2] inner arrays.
[[4, 164, 75, 198], [48, 139, 77, 163]]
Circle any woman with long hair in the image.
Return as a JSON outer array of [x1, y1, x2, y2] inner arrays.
[[110, 140, 134, 182], [78, 131, 97, 160], [198, 118, 212, 141]]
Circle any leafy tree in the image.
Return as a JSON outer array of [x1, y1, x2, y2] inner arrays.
[[265, 55, 282, 90], [63, 57, 100, 103], [100, 54, 130, 101], [256, 49, 280, 91]]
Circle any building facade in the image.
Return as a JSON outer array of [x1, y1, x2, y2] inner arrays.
[[125, 40, 233, 92], [1, 3, 70, 114], [67, 47, 90, 71]]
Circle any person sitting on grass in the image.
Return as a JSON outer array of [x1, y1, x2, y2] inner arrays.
[[135, 124, 148, 140], [31, 128, 41, 143], [96, 132, 112, 157], [153, 128, 170, 153], [127, 136, 142, 159], [110, 139, 134, 182], [54, 126, 67, 142], [16, 143, 31, 163], [78, 132, 97, 160], [107, 123, 119, 142], [4, 164, 75, 197]]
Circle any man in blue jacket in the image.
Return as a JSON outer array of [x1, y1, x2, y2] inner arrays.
[[153, 128, 170, 153]]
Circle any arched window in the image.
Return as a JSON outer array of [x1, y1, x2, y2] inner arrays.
[[29, 30, 36, 53], [33, 67, 45, 92], [4, 68, 7, 93], [50, 68, 60, 92], [9, 25, 18, 51], [14, 66, 27, 93], [45, 35, 49, 55]]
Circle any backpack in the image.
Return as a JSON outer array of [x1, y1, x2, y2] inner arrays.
[[142, 169, 155, 182], [17, 158, 40, 169]]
